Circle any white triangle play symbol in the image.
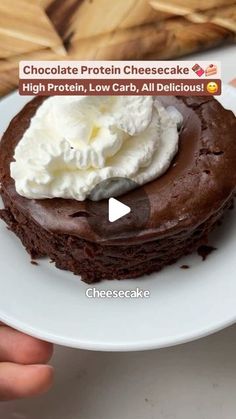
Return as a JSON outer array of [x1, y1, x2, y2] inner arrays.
[[108, 198, 131, 223]]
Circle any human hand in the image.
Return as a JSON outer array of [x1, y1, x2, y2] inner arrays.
[[0, 323, 54, 401]]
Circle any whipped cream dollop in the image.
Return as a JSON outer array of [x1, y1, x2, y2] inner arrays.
[[11, 96, 183, 201]]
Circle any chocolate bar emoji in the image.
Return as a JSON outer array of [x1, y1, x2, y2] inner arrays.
[[192, 64, 205, 77]]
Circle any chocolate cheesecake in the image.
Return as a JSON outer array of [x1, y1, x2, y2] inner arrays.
[[0, 96, 236, 283]]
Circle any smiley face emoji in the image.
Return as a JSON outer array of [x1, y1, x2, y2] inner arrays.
[[206, 81, 219, 95]]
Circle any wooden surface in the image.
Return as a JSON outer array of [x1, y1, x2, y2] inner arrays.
[[0, 0, 65, 58], [0, 0, 235, 97]]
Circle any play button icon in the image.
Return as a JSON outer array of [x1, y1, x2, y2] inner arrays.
[[85, 177, 150, 240], [108, 198, 131, 222]]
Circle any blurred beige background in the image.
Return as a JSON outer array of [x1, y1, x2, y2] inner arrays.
[[0, 0, 235, 96]]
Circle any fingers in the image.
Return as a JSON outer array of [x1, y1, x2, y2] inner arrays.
[[0, 325, 54, 400], [0, 325, 53, 364], [0, 363, 54, 401]]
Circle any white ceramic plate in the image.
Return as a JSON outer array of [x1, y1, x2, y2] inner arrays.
[[0, 87, 236, 351]]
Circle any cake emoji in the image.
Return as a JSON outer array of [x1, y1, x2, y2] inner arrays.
[[205, 64, 218, 77]]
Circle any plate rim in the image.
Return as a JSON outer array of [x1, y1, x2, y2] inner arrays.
[[0, 310, 236, 352]]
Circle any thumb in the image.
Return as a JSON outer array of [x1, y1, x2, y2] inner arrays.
[[0, 362, 54, 401]]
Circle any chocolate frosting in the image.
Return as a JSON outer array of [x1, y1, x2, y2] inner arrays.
[[0, 96, 236, 245]]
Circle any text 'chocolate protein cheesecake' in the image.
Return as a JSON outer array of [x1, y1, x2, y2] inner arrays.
[[0, 95, 236, 283]]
